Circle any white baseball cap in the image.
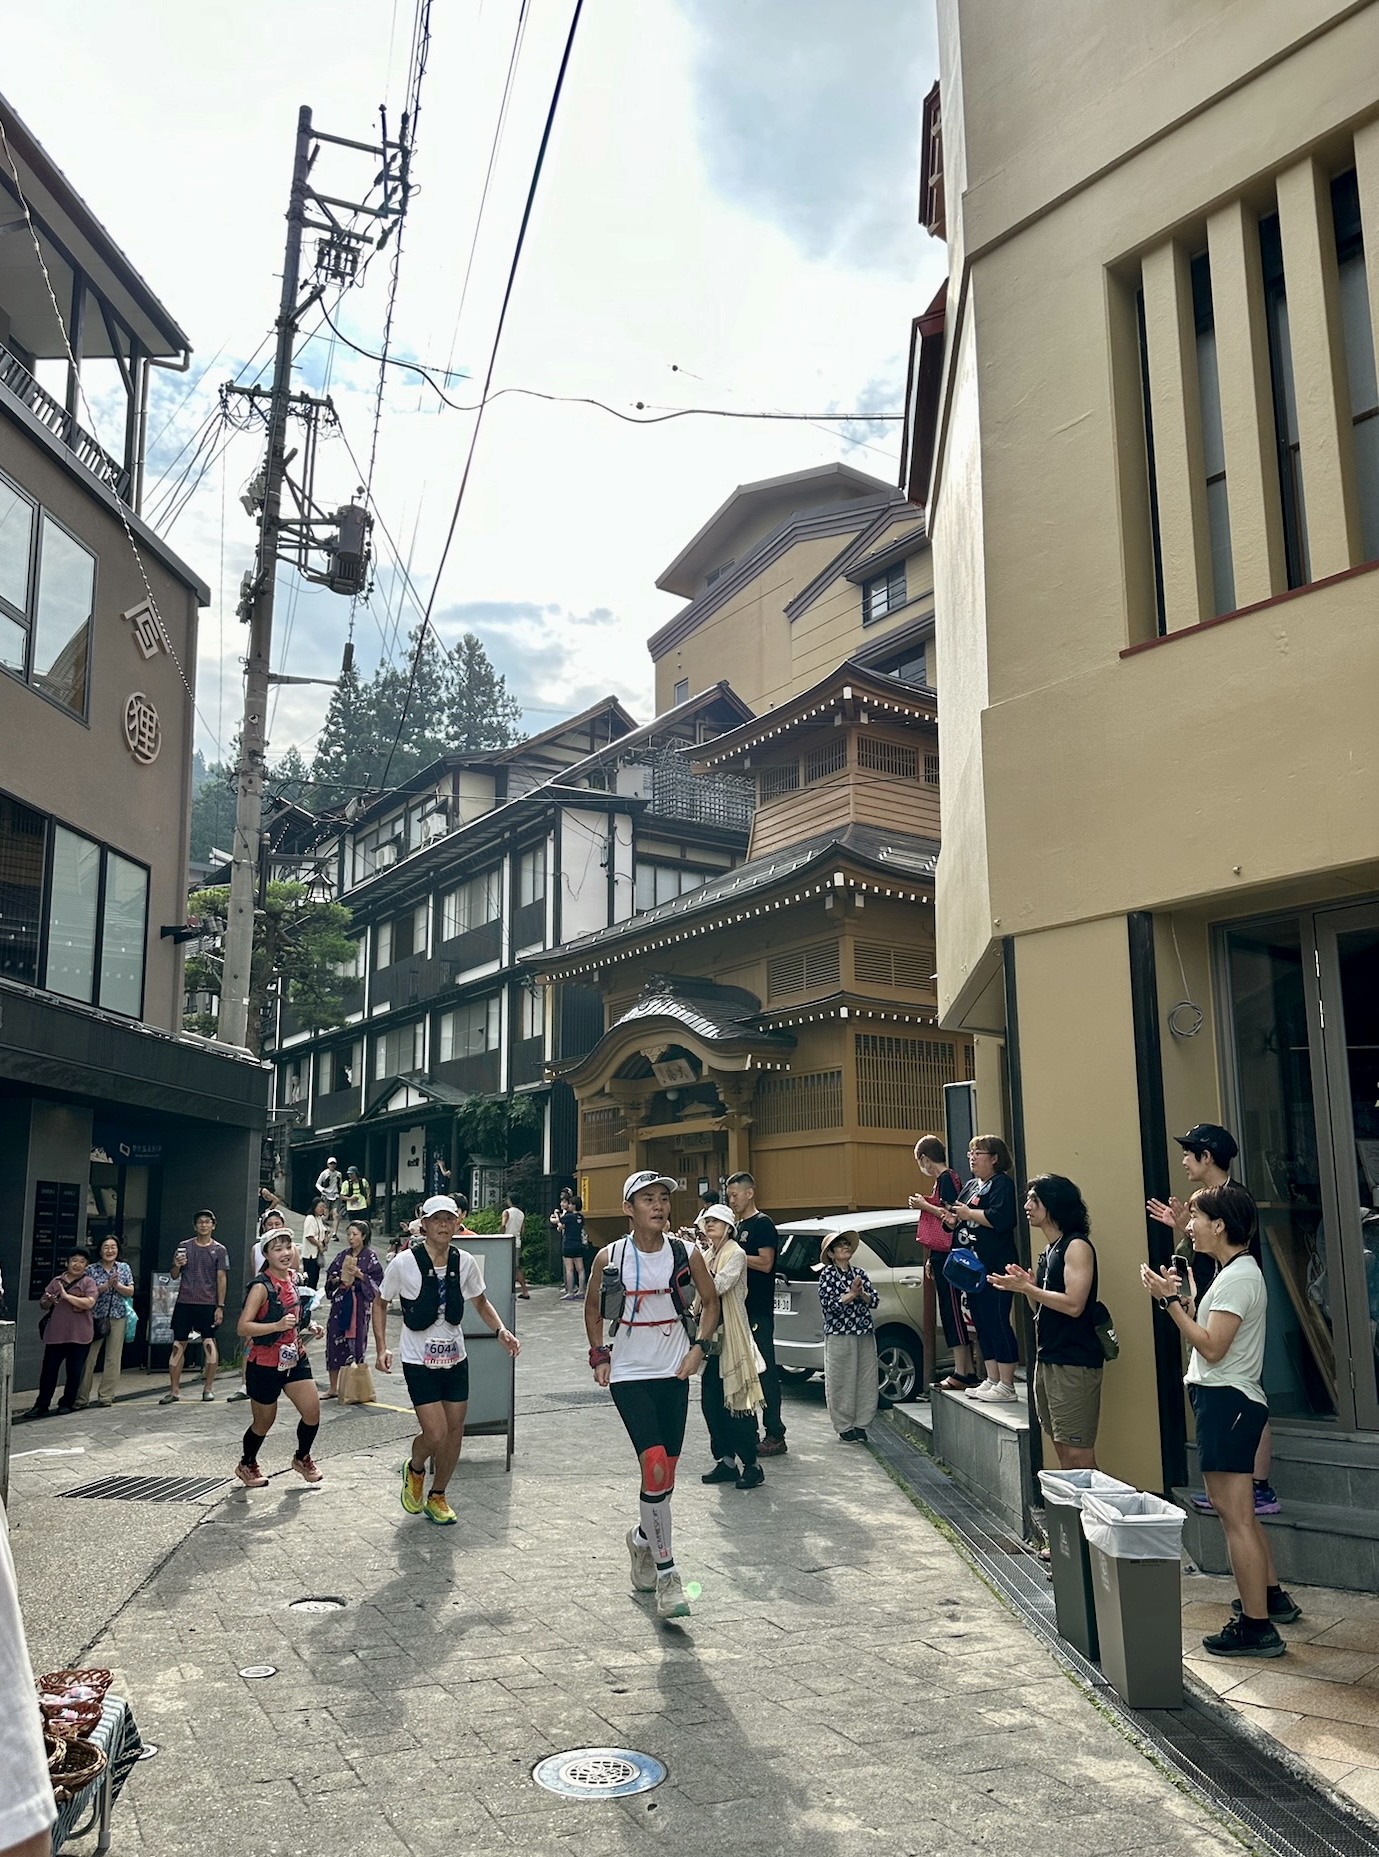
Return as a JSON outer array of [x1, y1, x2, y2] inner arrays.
[[622, 1170, 679, 1202], [420, 1194, 460, 1217]]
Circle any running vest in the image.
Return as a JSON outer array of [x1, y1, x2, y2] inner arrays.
[[601, 1236, 696, 1343], [400, 1242, 466, 1331], [248, 1272, 302, 1368]]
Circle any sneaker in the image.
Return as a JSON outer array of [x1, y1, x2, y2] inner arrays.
[[838, 1428, 861, 1442], [626, 1527, 656, 1592], [400, 1461, 426, 1515], [702, 1460, 739, 1484], [656, 1570, 691, 1619], [1253, 1482, 1282, 1516], [202, 1389, 216, 1403], [735, 1464, 765, 1490], [1189, 1490, 1215, 1514], [758, 1435, 788, 1457], [227, 1389, 249, 1403], [967, 1381, 1001, 1400], [424, 1493, 458, 1525], [291, 1455, 323, 1485], [235, 1462, 268, 1490], [854, 1428, 869, 1443], [1232, 1590, 1302, 1624], [158, 1391, 180, 1405], [987, 1383, 1019, 1404], [1202, 1615, 1287, 1658]]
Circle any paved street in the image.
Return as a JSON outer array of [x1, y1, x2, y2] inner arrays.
[[12, 1291, 1249, 1857]]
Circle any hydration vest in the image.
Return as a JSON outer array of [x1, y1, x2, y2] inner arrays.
[[400, 1242, 466, 1331]]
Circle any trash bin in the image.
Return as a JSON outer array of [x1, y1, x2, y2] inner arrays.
[[1037, 1470, 1134, 1660], [1081, 1491, 1187, 1708]]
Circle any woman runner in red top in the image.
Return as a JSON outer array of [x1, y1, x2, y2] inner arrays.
[[234, 1230, 325, 1488]]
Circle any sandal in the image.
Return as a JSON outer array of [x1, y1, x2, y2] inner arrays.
[[937, 1375, 967, 1390]]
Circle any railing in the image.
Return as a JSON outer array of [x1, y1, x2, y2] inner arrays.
[[0, 343, 132, 503], [642, 751, 754, 832]]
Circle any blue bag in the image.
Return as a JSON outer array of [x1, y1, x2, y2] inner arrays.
[[124, 1300, 139, 1341], [942, 1246, 987, 1294]]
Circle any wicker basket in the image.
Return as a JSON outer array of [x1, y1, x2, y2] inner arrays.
[[44, 1731, 107, 1801], [38, 1667, 113, 1700], [37, 1667, 111, 1736]]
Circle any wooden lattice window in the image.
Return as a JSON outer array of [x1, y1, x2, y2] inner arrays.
[[581, 1104, 628, 1155], [919, 81, 945, 239], [923, 753, 940, 786], [767, 941, 841, 1000], [804, 738, 848, 784], [754, 1070, 844, 1136], [854, 1033, 956, 1130], [857, 736, 918, 779], [853, 942, 934, 990], [759, 763, 801, 802]]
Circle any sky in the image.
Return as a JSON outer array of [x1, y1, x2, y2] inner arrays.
[[5, 0, 943, 774]]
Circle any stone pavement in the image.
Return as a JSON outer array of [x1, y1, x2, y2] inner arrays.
[[11, 1291, 1253, 1857]]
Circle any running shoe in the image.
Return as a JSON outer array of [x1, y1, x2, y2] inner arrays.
[[1202, 1616, 1286, 1658], [424, 1493, 458, 1525], [626, 1527, 656, 1592], [400, 1461, 426, 1514], [1253, 1482, 1282, 1515], [235, 1462, 268, 1490], [735, 1464, 765, 1490], [701, 1461, 739, 1484], [967, 1381, 1001, 1400], [1232, 1590, 1302, 1624], [987, 1383, 1019, 1404], [1189, 1490, 1215, 1513], [291, 1455, 323, 1484], [758, 1435, 788, 1456], [655, 1570, 691, 1619]]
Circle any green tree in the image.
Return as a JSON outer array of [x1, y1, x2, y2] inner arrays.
[[189, 758, 236, 861], [307, 656, 376, 809], [446, 631, 522, 749], [184, 879, 355, 1058], [267, 744, 313, 806]]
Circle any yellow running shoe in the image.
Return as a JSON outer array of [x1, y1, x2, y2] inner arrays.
[[400, 1460, 425, 1514], [424, 1492, 457, 1526]]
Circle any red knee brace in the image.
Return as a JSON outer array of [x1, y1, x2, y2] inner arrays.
[[640, 1445, 677, 1492]]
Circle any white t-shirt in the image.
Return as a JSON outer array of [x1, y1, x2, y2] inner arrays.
[[302, 1215, 327, 1256], [382, 1246, 486, 1369], [0, 1500, 55, 1849], [608, 1235, 691, 1384], [502, 1206, 526, 1240], [1185, 1254, 1267, 1406]]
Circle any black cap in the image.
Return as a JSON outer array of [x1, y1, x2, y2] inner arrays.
[[1175, 1122, 1238, 1163]]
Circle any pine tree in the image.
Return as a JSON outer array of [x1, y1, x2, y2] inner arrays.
[[446, 631, 522, 750], [308, 657, 377, 809], [267, 745, 312, 805]]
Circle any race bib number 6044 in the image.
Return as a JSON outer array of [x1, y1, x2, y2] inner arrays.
[[423, 1334, 461, 1370]]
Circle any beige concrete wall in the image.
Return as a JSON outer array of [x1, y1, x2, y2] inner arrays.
[[1013, 917, 1164, 1491], [0, 423, 200, 1032]]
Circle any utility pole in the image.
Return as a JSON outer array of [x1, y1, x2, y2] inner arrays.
[[218, 106, 409, 1050]]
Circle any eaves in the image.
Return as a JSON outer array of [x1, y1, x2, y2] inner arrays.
[[783, 506, 925, 622]]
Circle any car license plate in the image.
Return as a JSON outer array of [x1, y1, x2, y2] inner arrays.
[[773, 1293, 793, 1315]]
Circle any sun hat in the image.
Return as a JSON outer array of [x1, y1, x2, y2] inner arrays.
[[815, 1228, 861, 1268], [420, 1194, 459, 1217], [623, 1170, 679, 1202], [695, 1203, 737, 1233]]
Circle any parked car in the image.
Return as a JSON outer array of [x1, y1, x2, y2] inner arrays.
[[771, 1208, 951, 1403]]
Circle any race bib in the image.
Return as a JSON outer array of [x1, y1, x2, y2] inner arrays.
[[277, 1341, 299, 1369], [422, 1334, 461, 1370]]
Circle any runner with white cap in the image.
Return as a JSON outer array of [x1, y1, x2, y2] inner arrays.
[[379, 1193, 520, 1525], [585, 1170, 720, 1619], [315, 1156, 343, 1237]]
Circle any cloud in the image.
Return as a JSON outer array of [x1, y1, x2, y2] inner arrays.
[[674, 0, 937, 274], [430, 598, 651, 723]]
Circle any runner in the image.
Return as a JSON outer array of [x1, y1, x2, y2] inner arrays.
[[585, 1171, 720, 1619], [160, 1210, 229, 1405], [380, 1194, 520, 1525], [501, 1192, 531, 1299], [342, 1166, 371, 1220], [315, 1157, 343, 1236], [234, 1229, 326, 1489]]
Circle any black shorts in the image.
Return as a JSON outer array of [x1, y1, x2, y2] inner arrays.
[[244, 1355, 315, 1404], [171, 1302, 219, 1343], [403, 1357, 470, 1408], [610, 1376, 689, 1460], [1190, 1383, 1268, 1475]]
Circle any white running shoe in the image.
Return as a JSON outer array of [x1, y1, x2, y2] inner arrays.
[[967, 1380, 1000, 1400], [656, 1570, 691, 1619], [626, 1527, 656, 1592], [988, 1382, 1019, 1403]]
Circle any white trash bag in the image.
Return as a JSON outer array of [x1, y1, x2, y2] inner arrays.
[[1037, 1469, 1134, 1511], [1081, 1490, 1186, 1560]]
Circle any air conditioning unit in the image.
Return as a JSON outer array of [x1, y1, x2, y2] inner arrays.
[[375, 840, 400, 869], [422, 818, 449, 847]]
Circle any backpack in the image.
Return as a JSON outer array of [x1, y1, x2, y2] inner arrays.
[[400, 1242, 466, 1332], [601, 1237, 697, 1344]]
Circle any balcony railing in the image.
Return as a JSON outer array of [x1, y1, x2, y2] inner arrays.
[[643, 751, 754, 832], [0, 343, 132, 503]]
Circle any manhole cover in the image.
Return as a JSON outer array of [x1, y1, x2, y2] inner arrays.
[[533, 1749, 665, 1799], [59, 1474, 228, 1503], [288, 1596, 347, 1612], [238, 1665, 277, 1680]]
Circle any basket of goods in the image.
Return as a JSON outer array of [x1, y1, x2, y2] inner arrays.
[[36, 1668, 112, 1738], [43, 1728, 107, 1800]]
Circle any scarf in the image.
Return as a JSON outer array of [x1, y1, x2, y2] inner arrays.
[[705, 1237, 764, 1416]]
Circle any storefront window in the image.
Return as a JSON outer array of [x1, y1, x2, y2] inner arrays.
[[47, 824, 101, 1004], [0, 792, 45, 984], [98, 853, 147, 1015]]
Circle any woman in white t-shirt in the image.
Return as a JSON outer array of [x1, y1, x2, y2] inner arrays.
[[1141, 1181, 1294, 1661]]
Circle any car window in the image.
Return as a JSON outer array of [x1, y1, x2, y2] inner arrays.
[[861, 1226, 896, 1268], [891, 1223, 927, 1268], [776, 1231, 824, 1281]]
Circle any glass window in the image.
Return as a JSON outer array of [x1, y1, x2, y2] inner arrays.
[[862, 563, 906, 625], [0, 791, 45, 984], [673, 677, 689, 704], [374, 1019, 424, 1080], [438, 996, 500, 1061], [0, 478, 33, 617], [519, 846, 546, 908], [47, 824, 100, 1002], [32, 517, 94, 715], [1332, 169, 1379, 564], [441, 869, 501, 940], [634, 862, 707, 913], [98, 852, 147, 1015], [1191, 252, 1235, 617], [519, 984, 543, 1041], [374, 918, 392, 970], [1259, 213, 1311, 588]]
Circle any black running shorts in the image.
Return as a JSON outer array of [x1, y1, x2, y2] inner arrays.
[[403, 1357, 470, 1408], [244, 1355, 315, 1404], [610, 1376, 689, 1460], [171, 1301, 219, 1343], [1190, 1383, 1268, 1475]]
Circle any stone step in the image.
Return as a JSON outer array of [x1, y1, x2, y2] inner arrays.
[[1174, 1485, 1379, 1592], [1187, 1423, 1379, 1507]]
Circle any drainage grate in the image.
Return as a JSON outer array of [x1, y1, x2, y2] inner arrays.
[[870, 1415, 1379, 1857], [533, 1748, 665, 1799], [59, 1474, 228, 1503], [288, 1596, 347, 1613]]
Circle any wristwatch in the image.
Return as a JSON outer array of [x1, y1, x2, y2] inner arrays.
[[1160, 1293, 1181, 1309]]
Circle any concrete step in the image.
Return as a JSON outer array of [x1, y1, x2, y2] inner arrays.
[[1187, 1425, 1379, 1507], [1175, 1485, 1379, 1591]]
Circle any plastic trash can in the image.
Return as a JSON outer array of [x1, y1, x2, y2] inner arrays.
[[1037, 1470, 1134, 1660], [1081, 1491, 1187, 1708]]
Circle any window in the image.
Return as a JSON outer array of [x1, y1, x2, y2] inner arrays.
[[705, 559, 734, 588], [919, 80, 944, 239], [923, 752, 940, 786], [0, 478, 95, 718], [854, 1032, 956, 1130], [804, 739, 848, 783], [99, 853, 148, 1015], [856, 737, 918, 779], [673, 677, 689, 705], [758, 763, 800, 801], [1190, 252, 1235, 616], [754, 1070, 844, 1135], [873, 644, 928, 687], [518, 982, 544, 1041], [374, 902, 427, 969], [441, 869, 501, 940], [862, 562, 906, 624], [0, 793, 146, 1010], [351, 815, 405, 886], [1259, 211, 1310, 588], [438, 995, 500, 1062], [47, 826, 100, 1002], [317, 1039, 363, 1095], [374, 918, 392, 970], [634, 862, 708, 912], [0, 791, 45, 983], [279, 1055, 309, 1105], [518, 846, 546, 907], [582, 1103, 627, 1155], [1332, 168, 1379, 563], [767, 942, 840, 1000], [373, 1019, 424, 1080]]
